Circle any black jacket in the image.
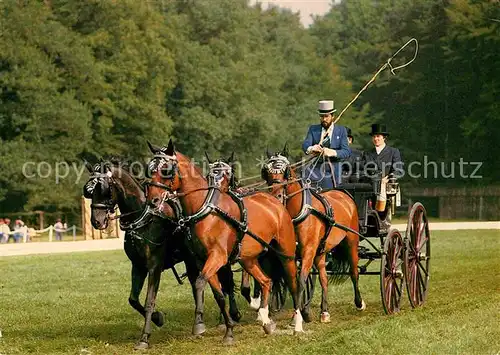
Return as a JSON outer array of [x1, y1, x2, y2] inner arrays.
[[361, 145, 404, 178]]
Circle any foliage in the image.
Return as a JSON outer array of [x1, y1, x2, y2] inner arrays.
[[0, 0, 497, 213]]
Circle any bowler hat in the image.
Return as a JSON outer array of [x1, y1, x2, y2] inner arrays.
[[370, 124, 389, 136]]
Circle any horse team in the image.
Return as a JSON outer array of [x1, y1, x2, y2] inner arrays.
[[83, 139, 366, 349]]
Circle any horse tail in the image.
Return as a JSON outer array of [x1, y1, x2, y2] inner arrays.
[[327, 238, 351, 285], [259, 241, 288, 312]]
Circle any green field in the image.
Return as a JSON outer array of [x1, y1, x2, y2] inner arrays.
[[1, 230, 499, 355]]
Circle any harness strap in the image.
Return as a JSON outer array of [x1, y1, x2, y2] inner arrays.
[[227, 189, 248, 262], [177, 187, 294, 262], [310, 188, 335, 255]]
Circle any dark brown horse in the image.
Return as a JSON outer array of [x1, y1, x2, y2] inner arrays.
[[262, 147, 366, 323], [83, 160, 241, 349], [146, 140, 304, 344]]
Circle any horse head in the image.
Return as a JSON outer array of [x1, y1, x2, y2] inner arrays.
[[206, 152, 237, 192], [261, 143, 294, 204], [146, 139, 185, 220], [261, 143, 292, 185], [83, 160, 120, 229]]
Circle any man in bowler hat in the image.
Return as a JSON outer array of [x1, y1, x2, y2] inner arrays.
[[362, 124, 404, 212], [302, 100, 351, 189]]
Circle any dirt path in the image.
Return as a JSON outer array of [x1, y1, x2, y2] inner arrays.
[[1, 222, 498, 257]]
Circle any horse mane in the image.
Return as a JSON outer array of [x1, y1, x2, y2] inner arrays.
[[176, 152, 206, 180], [104, 158, 147, 191]]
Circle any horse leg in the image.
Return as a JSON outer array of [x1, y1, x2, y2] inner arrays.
[[185, 258, 206, 336], [297, 248, 315, 323], [314, 253, 331, 323], [251, 277, 262, 311], [128, 264, 165, 327], [241, 270, 251, 303], [219, 264, 242, 322], [196, 252, 234, 344], [347, 234, 365, 310], [206, 274, 235, 345], [281, 257, 304, 334], [134, 265, 162, 350], [240, 258, 275, 335]]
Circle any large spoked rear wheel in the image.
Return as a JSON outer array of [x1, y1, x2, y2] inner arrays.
[[404, 202, 431, 308], [380, 229, 404, 314]]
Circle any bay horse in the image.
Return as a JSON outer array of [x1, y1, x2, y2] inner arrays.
[[204, 153, 288, 315], [83, 160, 241, 349], [261, 146, 366, 323], [146, 140, 304, 344]]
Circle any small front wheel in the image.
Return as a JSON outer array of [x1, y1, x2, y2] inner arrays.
[[380, 228, 404, 314]]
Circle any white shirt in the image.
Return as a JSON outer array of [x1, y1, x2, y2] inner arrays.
[[320, 124, 334, 144], [376, 143, 386, 155]]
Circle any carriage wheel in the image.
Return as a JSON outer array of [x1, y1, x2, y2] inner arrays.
[[380, 229, 404, 314], [404, 202, 431, 308]]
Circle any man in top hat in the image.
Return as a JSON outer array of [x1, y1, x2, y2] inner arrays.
[[302, 100, 351, 189], [362, 123, 404, 214], [342, 127, 364, 182]]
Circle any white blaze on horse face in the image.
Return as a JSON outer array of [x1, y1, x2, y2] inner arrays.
[[258, 305, 271, 325]]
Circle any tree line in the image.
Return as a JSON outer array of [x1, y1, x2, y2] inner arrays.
[[0, 0, 498, 214]]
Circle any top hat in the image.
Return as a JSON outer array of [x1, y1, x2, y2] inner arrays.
[[370, 124, 389, 136], [318, 100, 336, 114]]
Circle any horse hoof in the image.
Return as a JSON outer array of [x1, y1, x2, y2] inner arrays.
[[152, 311, 165, 327], [222, 336, 234, 346], [256, 312, 263, 323], [302, 310, 312, 323], [356, 300, 366, 311], [230, 311, 242, 323], [320, 312, 331, 323], [134, 341, 149, 350], [192, 323, 206, 336], [263, 321, 276, 335], [293, 330, 305, 336]]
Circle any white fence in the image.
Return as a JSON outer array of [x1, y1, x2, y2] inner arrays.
[[1, 225, 82, 243]]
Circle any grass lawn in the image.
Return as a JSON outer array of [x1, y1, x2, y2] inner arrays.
[[0, 230, 499, 355]]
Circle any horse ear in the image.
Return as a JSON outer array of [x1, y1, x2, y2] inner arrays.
[[204, 151, 212, 164], [84, 161, 94, 173], [228, 152, 234, 163], [266, 147, 271, 159], [147, 140, 161, 154], [282, 142, 289, 157], [165, 139, 175, 156]]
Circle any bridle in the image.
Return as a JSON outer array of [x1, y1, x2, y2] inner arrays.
[[86, 171, 117, 214], [265, 154, 291, 204], [207, 161, 233, 189]]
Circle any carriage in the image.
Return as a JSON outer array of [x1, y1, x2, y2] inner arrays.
[[203, 155, 431, 316], [223, 160, 431, 316], [326, 176, 431, 314]]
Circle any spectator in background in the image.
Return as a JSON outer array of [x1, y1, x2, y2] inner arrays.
[[0, 219, 10, 243], [54, 218, 64, 241], [13, 219, 25, 243], [3, 218, 12, 242]]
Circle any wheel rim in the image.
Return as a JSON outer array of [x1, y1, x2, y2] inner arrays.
[[404, 203, 431, 308], [380, 229, 404, 314]]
